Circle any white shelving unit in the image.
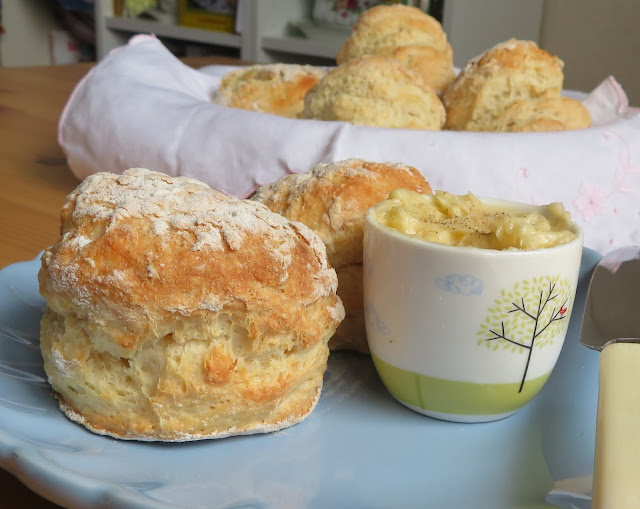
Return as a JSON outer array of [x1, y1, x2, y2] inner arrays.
[[94, 0, 544, 66], [104, 16, 242, 49], [261, 35, 343, 60], [94, 0, 345, 63]]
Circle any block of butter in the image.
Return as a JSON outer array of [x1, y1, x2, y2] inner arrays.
[[593, 342, 640, 509]]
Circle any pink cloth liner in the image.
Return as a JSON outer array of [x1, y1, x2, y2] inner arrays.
[[609, 75, 640, 114]]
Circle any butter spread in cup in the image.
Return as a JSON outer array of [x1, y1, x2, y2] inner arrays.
[[373, 189, 577, 250]]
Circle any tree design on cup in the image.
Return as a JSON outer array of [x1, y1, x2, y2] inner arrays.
[[476, 275, 573, 393]]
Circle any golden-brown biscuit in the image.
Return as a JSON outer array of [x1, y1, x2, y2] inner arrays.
[[443, 39, 568, 131], [252, 159, 432, 353], [491, 95, 592, 132], [39, 168, 344, 441], [336, 4, 455, 94], [214, 63, 327, 118], [302, 55, 445, 130]]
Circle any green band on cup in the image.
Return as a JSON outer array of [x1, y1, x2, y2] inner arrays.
[[371, 354, 551, 416]]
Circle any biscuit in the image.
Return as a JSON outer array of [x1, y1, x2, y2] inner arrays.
[[442, 39, 586, 132], [39, 168, 344, 441], [214, 63, 327, 118], [491, 95, 592, 132], [302, 55, 445, 130], [252, 159, 432, 353], [443, 39, 564, 128], [336, 4, 455, 94]]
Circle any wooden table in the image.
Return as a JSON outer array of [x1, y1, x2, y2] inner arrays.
[[0, 55, 243, 508]]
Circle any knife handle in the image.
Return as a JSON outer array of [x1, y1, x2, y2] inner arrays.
[[593, 341, 640, 509]]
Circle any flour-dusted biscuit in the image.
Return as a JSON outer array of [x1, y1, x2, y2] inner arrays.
[[302, 55, 445, 130], [442, 39, 590, 132], [336, 4, 455, 94], [252, 159, 432, 353], [214, 63, 327, 118], [39, 168, 344, 441]]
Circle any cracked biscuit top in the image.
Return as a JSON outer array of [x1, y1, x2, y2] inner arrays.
[[39, 168, 341, 354]]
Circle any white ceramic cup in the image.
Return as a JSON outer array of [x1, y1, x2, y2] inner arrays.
[[363, 198, 584, 423]]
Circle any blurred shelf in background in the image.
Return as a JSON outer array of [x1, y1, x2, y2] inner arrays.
[[94, 0, 546, 67], [2, 0, 637, 104]]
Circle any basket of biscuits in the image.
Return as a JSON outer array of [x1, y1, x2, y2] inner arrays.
[[58, 4, 639, 255]]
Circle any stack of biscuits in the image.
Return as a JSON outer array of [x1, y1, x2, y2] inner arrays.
[[213, 4, 591, 132], [38, 160, 434, 441], [335, 4, 455, 95], [252, 158, 433, 353]]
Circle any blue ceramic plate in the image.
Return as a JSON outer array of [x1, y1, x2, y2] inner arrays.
[[0, 251, 601, 509]]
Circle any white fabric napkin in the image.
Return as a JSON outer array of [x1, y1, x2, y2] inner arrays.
[[59, 35, 640, 255]]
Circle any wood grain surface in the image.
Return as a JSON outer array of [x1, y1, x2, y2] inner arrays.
[[0, 54, 244, 508]]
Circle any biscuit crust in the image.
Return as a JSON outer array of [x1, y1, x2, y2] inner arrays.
[[490, 95, 592, 132], [337, 4, 455, 94], [39, 168, 344, 441], [302, 55, 445, 130], [215, 63, 327, 118], [442, 39, 591, 132], [252, 159, 432, 353]]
